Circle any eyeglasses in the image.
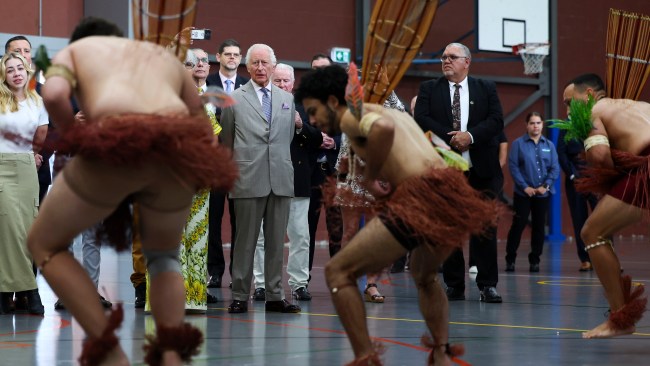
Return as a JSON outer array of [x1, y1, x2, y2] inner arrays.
[[196, 57, 209, 64], [440, 55, 468, 62], [184, 61, 195, 69], [222, 52, 241, 58]]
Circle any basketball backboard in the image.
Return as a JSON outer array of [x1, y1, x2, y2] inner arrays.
[[476, 0, 549, 53]]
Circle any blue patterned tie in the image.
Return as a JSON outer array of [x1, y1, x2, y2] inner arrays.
[[261, 87, 272, 123], [225, 79, 233, 94], [452, 83, 461, 131]]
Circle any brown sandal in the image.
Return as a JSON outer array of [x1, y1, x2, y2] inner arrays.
[[364, 284, 385, 303]]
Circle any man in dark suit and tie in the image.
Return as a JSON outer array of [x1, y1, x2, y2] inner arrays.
[[205, 39, 249, 288], [414, 42, 504, 303], [220, 44, 301, 314]]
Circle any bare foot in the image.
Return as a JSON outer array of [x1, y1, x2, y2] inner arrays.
[[101, 346, 129, 365], [430, 347, 452, 366], [161, 350, 183, 366], [582, 320, 635, 339]]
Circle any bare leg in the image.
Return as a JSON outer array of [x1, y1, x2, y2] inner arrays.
[[410, 245, 456, 365], [580, 195, 644, 339], [325, 218, 407, 360], [27, 176, 128, 364], [138, 204, 192, 366]]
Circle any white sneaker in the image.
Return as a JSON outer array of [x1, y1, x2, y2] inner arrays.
[[468, 266, 478, 274]]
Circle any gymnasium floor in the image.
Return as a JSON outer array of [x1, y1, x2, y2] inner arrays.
[[1, 234, 649, 365]]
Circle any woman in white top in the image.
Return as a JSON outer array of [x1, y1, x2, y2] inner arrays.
[[0, 52, 48, 315]]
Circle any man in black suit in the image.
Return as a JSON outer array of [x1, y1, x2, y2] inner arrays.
[[307, 54, 342, 275], [414, 42, 504, 303], [557, 74, 606, 272], [205, 39, 249, 288]]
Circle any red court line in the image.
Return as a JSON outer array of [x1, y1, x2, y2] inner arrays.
[[0, 315, 72, 338], [206, 314, 430, 352]]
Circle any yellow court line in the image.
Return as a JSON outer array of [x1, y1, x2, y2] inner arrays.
[[297, 311, 650, 337]]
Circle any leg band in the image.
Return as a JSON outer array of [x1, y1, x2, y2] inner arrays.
[[143, 323, 204, 366], [143, 248, 181, 278], [330, 282, 358, 295], [79, 303, 123, 366], [38, 248, 70, 271], [584, 236, 613, 252]]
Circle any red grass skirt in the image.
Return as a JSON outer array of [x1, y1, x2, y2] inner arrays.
[[576, 148, 650, 209], [321, 168, 499, 250], [378, 168, 498, 250], [53, 113, 238, 192]]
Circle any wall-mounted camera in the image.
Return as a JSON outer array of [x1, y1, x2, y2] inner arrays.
[[191, 29, 212, 40]]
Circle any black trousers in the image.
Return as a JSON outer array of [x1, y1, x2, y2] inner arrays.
[[308, 163, 342, 273], [207, 190, 236, 279], [443, 169, 499, 291], [505, 193, 550, 265], [564, 178, 599, 263]]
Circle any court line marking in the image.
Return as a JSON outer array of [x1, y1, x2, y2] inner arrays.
[[208, 307, 650, 337]]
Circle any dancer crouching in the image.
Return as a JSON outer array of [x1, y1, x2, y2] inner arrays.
[[26, 18, 236, 365]]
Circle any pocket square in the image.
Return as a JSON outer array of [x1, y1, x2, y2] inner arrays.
[[282, 103, 290, 110]]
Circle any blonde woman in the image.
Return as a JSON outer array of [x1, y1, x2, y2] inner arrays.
[[0, 52, 47, 315]]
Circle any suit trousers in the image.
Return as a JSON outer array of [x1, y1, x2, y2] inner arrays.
[[207, 190, 236, 279], [253, 197, 311, 290], [505, 194, 550, 265], [443, 169, 499, 291], [231, 193, 291, 301], [81, 224, 102, 288], [565, 178, 598, 263]]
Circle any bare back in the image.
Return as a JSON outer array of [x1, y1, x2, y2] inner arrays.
[[55, 37, 192, 120], [341, 103, 445, 186], [592, 98, 650, 155]]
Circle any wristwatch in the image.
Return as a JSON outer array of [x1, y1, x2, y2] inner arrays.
[[542, 183, 550, 189]]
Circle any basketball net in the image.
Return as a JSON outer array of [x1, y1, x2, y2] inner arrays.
[[513, 43, 550, 75], [131, 0, 198, 61]]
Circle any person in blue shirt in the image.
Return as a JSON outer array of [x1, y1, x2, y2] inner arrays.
[[505, 112, 560, 272]]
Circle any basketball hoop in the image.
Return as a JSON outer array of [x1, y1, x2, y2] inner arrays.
[[513, 43, 550, 75]]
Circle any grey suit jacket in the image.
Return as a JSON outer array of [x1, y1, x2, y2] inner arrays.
[[220, 80, 295, 198]]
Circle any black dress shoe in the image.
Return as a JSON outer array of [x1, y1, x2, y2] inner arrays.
[[293, 287, 312, 301], [134, 283, 146, 309], [529, 263, 540, 273], [445, 287, 465, 301], [0, 292, 13, 314], [206, 292, 218, 304], [207, 277, 222, 288], [227, 300, 248, 313], [99, 296, 112, 309], [480, 287, 502, 303], [54, 299, 65, 310], [252, 287, 266, 301], [265, 299, 301, 313], [390, 265, 405, 273], [505, 262, 515, 272], [26, 290, 45, 315]]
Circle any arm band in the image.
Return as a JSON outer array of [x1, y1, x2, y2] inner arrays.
[[359, 112, 382, 137], [583, 135, 610, 151], [44, 64, 78, 89]]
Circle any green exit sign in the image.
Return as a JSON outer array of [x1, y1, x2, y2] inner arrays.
[[330, 47, 351, 64]]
